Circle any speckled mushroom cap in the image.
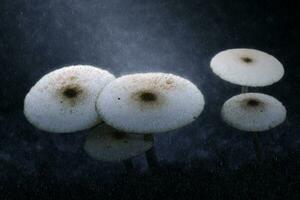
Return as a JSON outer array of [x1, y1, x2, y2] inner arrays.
[[221, 93, 286, 132], [24, 65, 115, 133], [84, 124, 153, 162], [210, 49, 284, 87], [96, 73, 205, 134]]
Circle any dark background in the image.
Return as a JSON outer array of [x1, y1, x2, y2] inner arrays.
[[0, 0, 299, 199]]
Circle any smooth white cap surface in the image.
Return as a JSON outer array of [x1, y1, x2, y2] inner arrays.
[[222, 93, 286, 132], [84, 124, 153, 162], [97, 73, 205, 133], [24, 65, 115, 133], [210, 48, 284, 87]]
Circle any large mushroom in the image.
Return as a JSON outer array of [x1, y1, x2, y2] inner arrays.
[[221, 93, 286, 162], [24, 65, 115, 133], [210, 48, 284, 93], [84, 124, 153, 173], [96, 72, 205, 171]]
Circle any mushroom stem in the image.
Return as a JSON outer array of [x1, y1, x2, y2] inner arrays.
[[241, 86, 249, 93], [144, 134, 159, 173], [251, 132, 262, 163], [123, 159, 135, 175]]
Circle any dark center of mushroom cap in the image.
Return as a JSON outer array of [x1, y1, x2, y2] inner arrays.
[[241, 56, 253, 63], [139, 92, 157, 102], [63, 88, 79, 98], [58, 84, 84, 106], [61, 84, 83, 99], [247, 99, 260, 107]]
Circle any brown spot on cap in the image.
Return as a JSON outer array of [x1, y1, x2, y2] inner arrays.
[[131, 90, 165, 110], [140, 92, 157, 102], [58, 84, 85, 106], [247, 99, 260, 107], [241, 56, 253, 63], [63, 88, 79, 98]]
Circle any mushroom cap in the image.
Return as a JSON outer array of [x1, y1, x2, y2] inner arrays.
[[84, 124, 153, 162], [210, 48, 284, 87], [221, 93, 286, 132], [24, 65, 115, 133], [97, 73, 205, 134]]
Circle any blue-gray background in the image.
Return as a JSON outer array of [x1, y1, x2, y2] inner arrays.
[[0, 0, 299, 199]]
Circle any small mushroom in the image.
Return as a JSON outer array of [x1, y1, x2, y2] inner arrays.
[[210, 49, 284, 93], [84, 124, 153, 162], [221, 93, 286, 162], [84, 124, 153, 173], [24, 65, 115, 133], [222, 93, 286, 132], [96, 72, 205, 172]]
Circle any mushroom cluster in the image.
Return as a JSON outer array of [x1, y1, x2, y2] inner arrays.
[[24, 65, 205, 173], [24, 48, 287, 174], [210, 48, 286, 162]]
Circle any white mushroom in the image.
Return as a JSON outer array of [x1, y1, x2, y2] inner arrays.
[[24, 65, 115, 133], [96, 73, 205, 134], [221, 93, 286, 132], [221, 93, 286, 162], [84, 124, 153, 162], [210, 49, 284, 90]]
